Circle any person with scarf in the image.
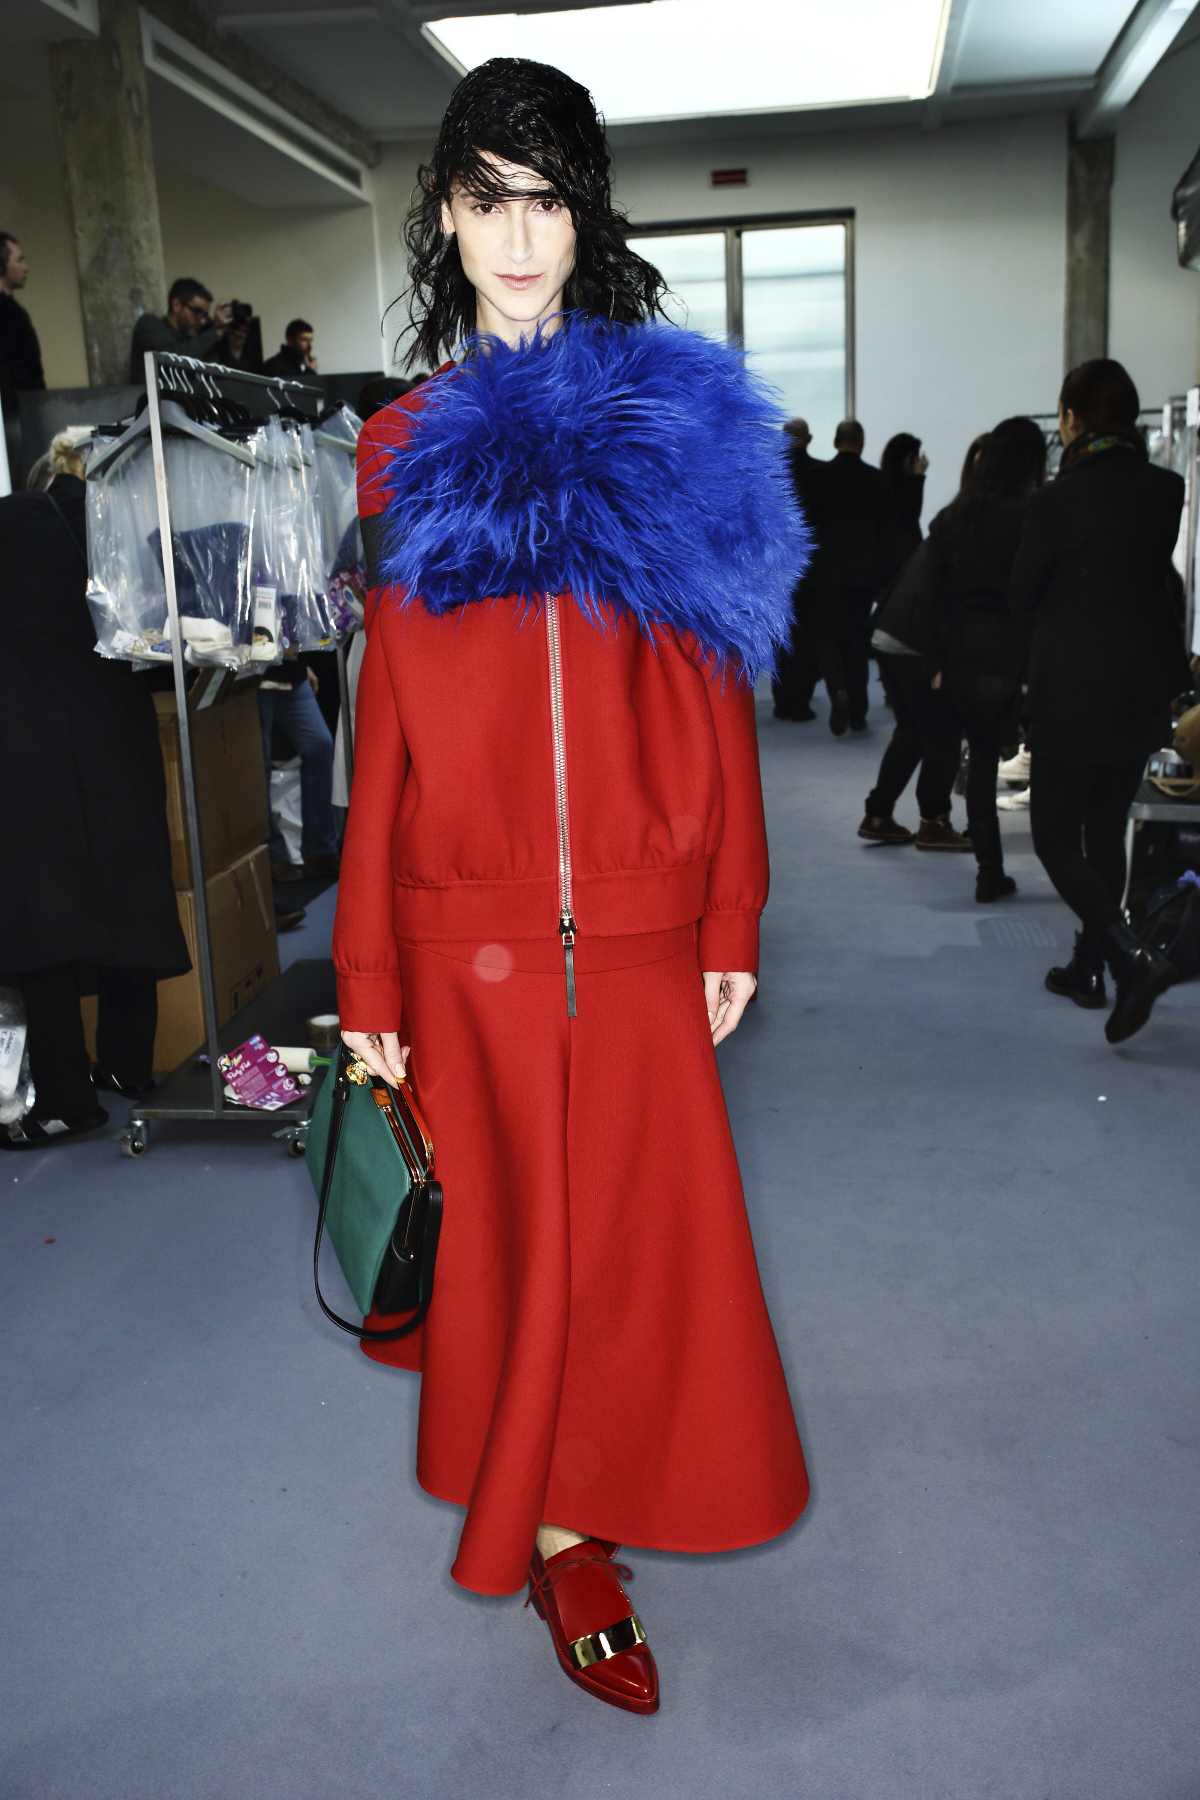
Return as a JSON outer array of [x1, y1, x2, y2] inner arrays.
[[331, 58, 810, 1716], [1010, 359, 1188, 1041]]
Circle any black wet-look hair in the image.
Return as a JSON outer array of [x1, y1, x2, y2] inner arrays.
[[401, 56, 667, 369]]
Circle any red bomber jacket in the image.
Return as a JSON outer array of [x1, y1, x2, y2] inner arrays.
[[332, 393, 770, 1031]]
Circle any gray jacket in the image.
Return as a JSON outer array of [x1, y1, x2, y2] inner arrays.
[[129, 312, 223, 383]]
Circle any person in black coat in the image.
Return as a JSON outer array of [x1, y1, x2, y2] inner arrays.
[[1010, 358, 1188, 1043], [858, 538, 969, 850], [771, 417, 825, 722], [808, 419, 897, 734], [0, 445, 190, 1147], [881, 432, 928, 567], [919, 417, 1047, 900]]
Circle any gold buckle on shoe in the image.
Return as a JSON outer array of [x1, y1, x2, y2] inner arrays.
[[568, 1613, 647, 1671]]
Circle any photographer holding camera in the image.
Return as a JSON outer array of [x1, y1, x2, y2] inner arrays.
[[129, 278, 252, 380]]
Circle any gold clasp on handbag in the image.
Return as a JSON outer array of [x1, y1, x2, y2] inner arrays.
[[346, 1057, 372, 1085]]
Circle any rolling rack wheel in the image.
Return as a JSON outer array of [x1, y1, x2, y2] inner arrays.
[[118, 1122, 150, 1158], [274, 1122, 309, 1158]]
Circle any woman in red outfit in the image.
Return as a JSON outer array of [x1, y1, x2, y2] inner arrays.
[[333, 57, 810, 1714]]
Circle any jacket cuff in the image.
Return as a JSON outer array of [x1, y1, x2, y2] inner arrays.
[[335, 968, 404, 1033], [698, 910, 760, 974]]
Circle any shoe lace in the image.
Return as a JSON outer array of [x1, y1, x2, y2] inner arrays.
[[524, 1547, 633, 1610]]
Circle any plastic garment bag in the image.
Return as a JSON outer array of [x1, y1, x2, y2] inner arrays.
[[86, 429, 256, 666], [313, 406, 366, 636], [286, 420, 335, 652], [150, 434, 256, 666], [250, 416, 332, 658], [0, 988, 34, 1127], [86, 434, 170, 661]]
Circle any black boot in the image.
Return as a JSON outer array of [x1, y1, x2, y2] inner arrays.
[[1045, 931, 1107, 1008], [973, 817, 1017, 903], [829, 690, 850, 737], [1102, 920, 1177, 1044]]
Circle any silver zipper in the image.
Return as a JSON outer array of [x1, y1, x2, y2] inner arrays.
[[545, 594, 577, 1017]]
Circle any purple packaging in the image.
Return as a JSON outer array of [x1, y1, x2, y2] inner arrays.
[[217, 1035, 301, 1111]]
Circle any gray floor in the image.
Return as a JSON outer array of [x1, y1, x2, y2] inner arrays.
[[4, 679, 1199, 1800]]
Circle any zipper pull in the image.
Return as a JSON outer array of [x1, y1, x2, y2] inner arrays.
[[559, 913, 578, 1018]]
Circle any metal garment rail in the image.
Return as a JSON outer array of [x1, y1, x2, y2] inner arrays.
[[124, 349, 342, 1149]]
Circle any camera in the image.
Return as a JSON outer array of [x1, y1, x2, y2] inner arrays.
[[228, 300, 254, 329]]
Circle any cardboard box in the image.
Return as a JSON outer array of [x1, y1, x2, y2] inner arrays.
[[155, 679, 269, 889], [83, 845, 279, 1076]]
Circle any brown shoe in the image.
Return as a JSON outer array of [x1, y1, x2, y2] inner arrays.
[[914, 816, 973, 852], [270, 860, 305, 883], [858, 814, 915, 845]]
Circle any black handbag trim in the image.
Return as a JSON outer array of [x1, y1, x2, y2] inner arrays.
[[312, 1041, 443, 1341]]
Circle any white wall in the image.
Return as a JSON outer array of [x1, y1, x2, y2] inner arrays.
[[613, 113, 1068, 517], [0, 78, 89, 388], [1110, 31, 1200, 404], [154, 160, 386, 377]]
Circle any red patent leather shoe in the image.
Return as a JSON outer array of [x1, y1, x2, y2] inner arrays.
[[526, 1539, 659, 1715]]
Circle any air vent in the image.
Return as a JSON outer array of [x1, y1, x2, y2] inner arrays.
[[139, 10, 366, 199]]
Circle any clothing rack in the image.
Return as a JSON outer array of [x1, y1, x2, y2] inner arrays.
[[118, 350, 354, 1155]]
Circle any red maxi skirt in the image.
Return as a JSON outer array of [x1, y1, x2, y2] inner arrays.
[[362, 923, 808, 1596]]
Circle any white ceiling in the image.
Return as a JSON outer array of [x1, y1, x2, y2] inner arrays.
[[953, 0, 1140, 87], [4, 0, 1198, 206]]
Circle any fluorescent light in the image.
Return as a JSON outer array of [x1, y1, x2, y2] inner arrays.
[[424, 0, 950, 124]]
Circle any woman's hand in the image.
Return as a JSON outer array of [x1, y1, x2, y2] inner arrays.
[[931, 670, 943, 690], [703, 971, 757, 1047], [340, 1030, 409, 1086]]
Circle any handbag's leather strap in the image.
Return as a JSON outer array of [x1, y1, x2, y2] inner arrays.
[[312, 1041, 443, 1342]]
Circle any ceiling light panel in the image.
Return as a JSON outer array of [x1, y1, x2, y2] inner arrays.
[[424, 0, 950, 123]]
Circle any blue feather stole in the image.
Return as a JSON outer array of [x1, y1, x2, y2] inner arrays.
[[377, 316, 811, 677]]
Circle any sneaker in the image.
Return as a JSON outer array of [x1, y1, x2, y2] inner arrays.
[[996, 788, 1031, 812], [914, 816, 973, 852], [998, 747, 1031, 787], [858, 813, 915, 844]]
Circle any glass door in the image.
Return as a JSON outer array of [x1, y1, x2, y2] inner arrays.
[[629, 215, 852, 451], [741, 224, 847, 449], [631, 230, 729, 341]]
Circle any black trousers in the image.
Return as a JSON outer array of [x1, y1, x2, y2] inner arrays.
[[866, 654, 962, 821], [1029, 755, 1145, 937], [771, 583, 819, 717], [814, 585, 875, 724], [6, 965, 157, 1121]]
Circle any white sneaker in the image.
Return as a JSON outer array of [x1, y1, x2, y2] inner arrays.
[[997, 747, 1031, 787], [996, 787, 1031, 811]]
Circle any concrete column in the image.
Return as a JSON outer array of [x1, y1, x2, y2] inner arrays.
[[48, 0, 166, 386], [1064, 118, 1115, 374]]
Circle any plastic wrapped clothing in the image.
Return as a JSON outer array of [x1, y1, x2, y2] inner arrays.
[[86, 428, 256, 666], [251, 416, 333, 656], [313, 407, 366, 637]]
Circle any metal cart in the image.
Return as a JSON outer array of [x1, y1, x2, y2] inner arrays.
[[116, 350, 355, 1157]]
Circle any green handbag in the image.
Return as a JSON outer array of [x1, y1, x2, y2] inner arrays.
[[306, 1041, 443, 1341]]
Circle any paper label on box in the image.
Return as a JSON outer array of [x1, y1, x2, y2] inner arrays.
[[195, 668, 224, 710]]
